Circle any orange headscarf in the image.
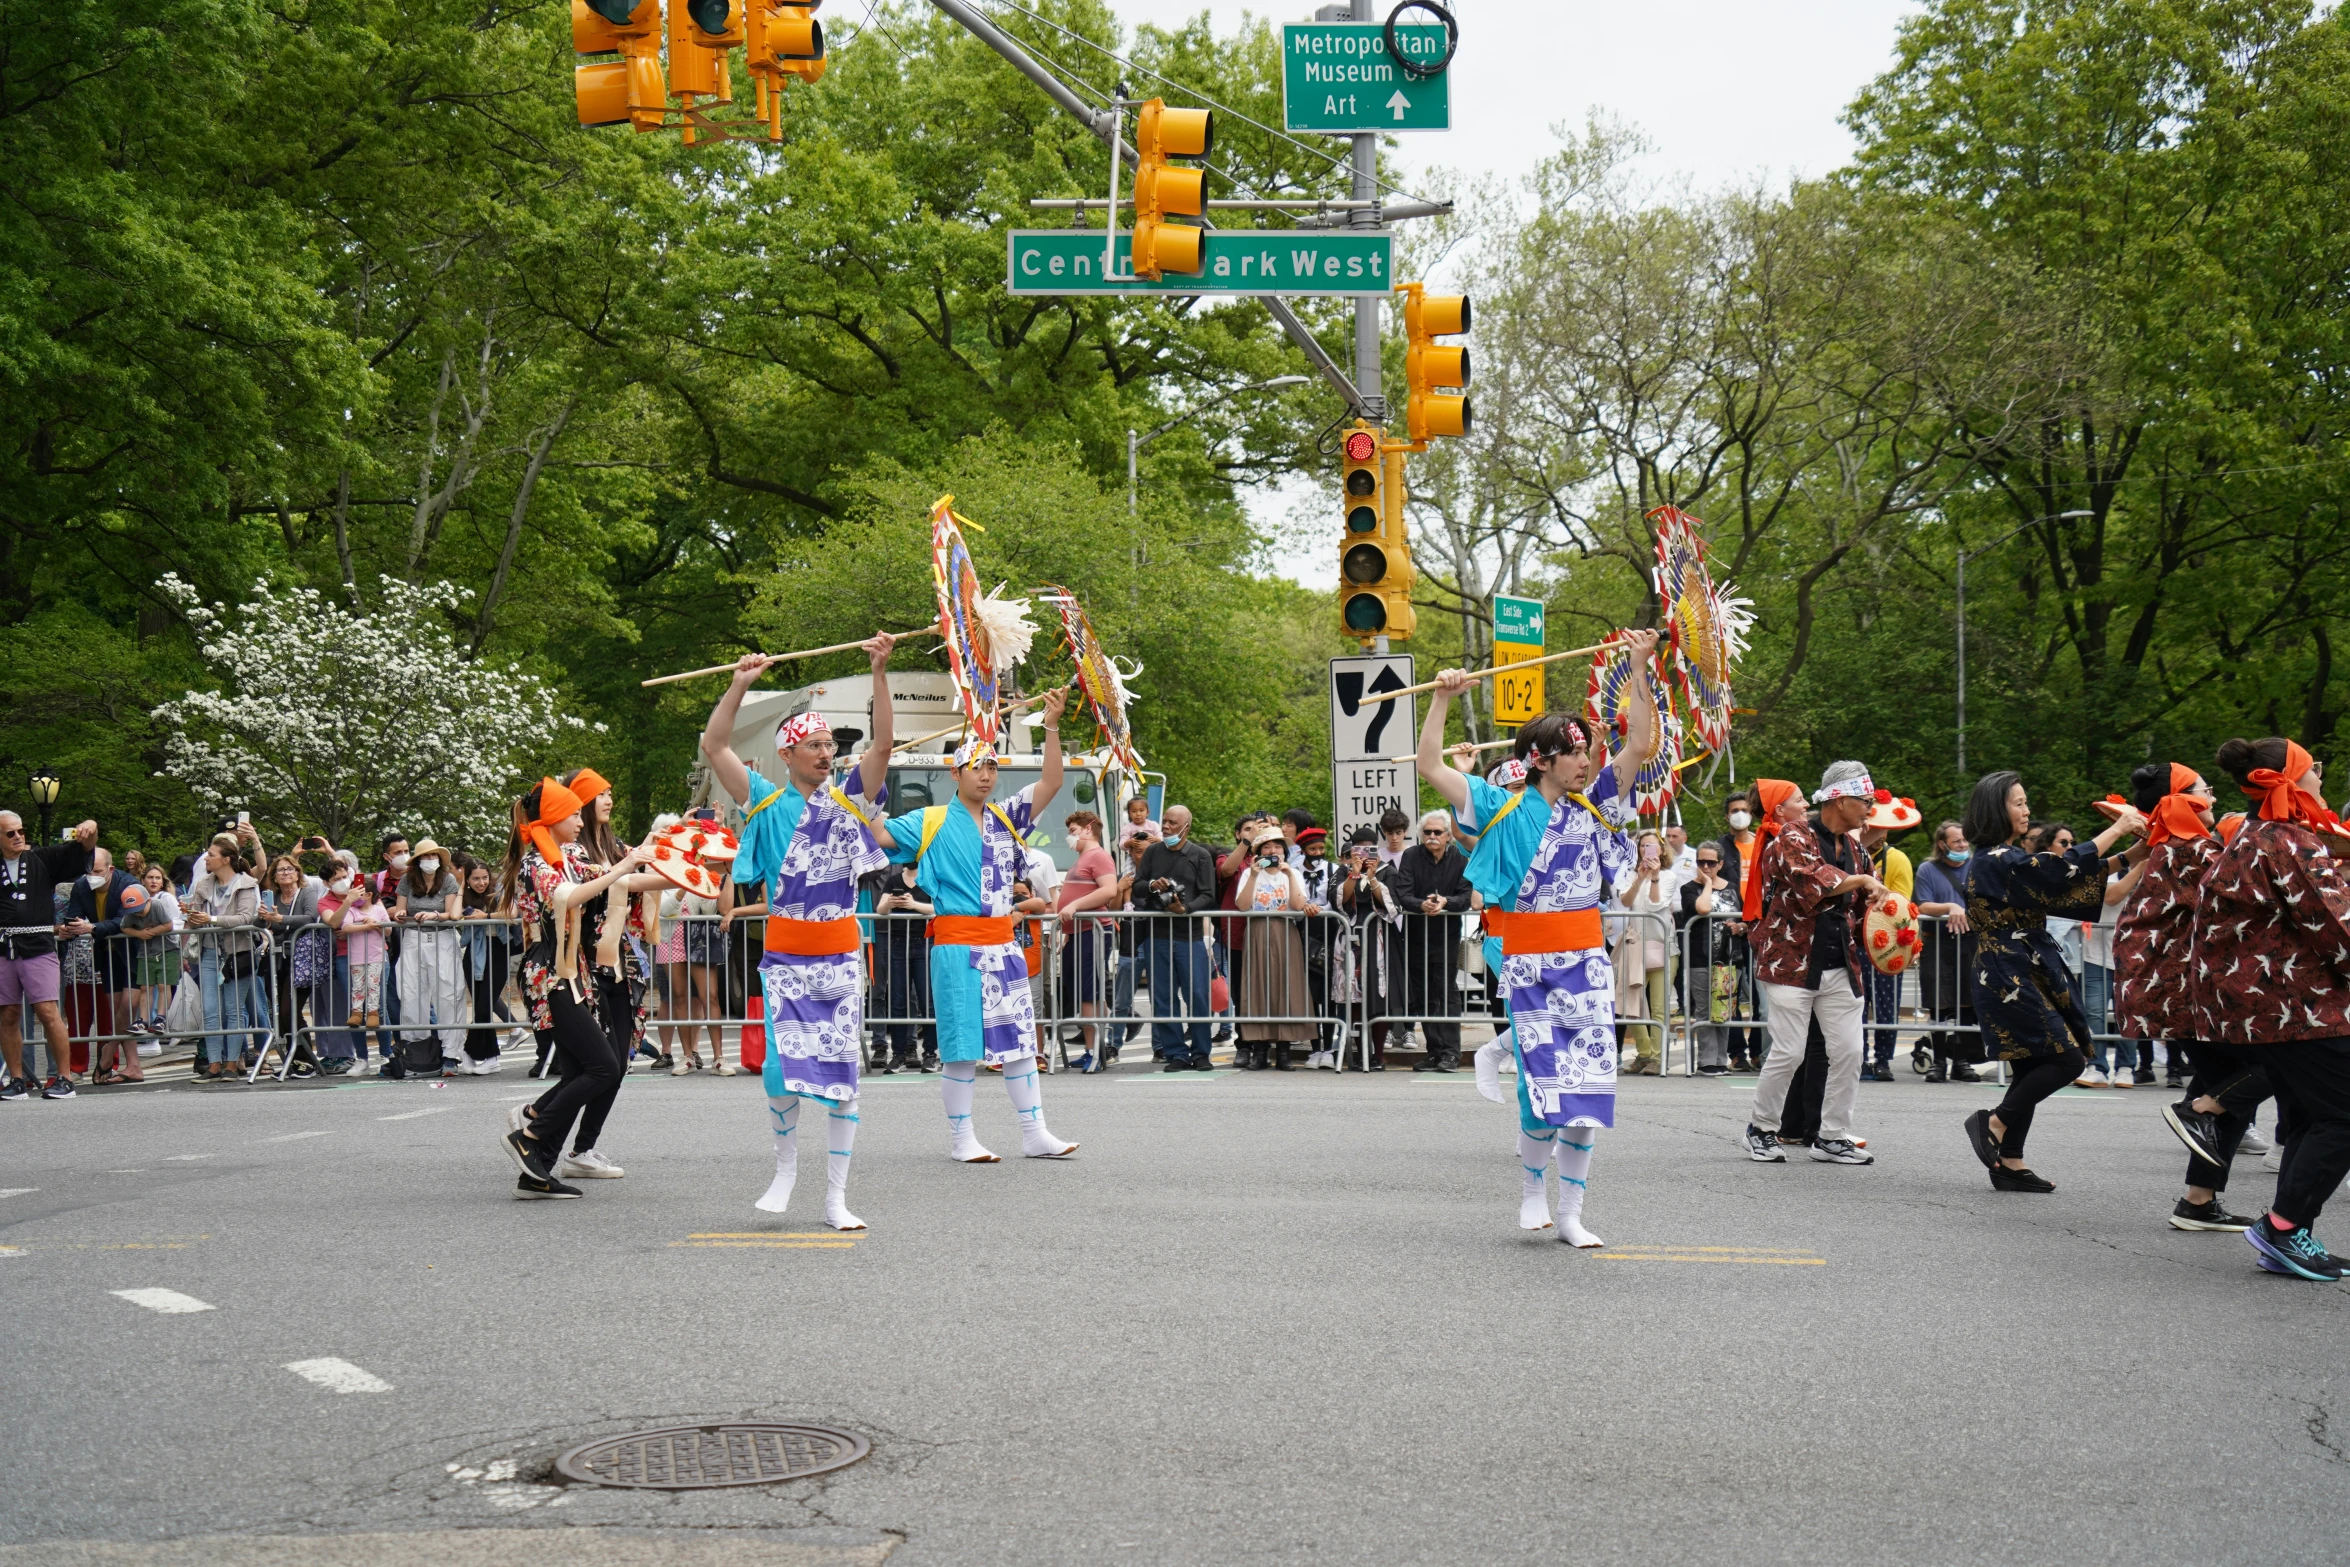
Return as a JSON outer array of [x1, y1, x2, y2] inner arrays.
[[1741, 779, 1800, 923], [2142, 763, 2213, 850], [565, 768, 612, 806], [519, 778, 585, 867], [2245, 741, 2344, 836]]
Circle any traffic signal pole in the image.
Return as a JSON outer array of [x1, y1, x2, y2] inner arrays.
[[1345, 0, 1387, 650], [924, 0, 1366, 415]]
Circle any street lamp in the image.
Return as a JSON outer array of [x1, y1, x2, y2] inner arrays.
[[1955, 511, 2092, 775], [27, 766, 59, 843], [1127, 375, 1309, 515]]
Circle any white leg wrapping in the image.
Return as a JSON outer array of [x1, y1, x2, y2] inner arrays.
[[1517, 1127, 1556, 1230], [1004, 1057, 1076, 1158], [1554, 1127, 1603, 1248], [823, 1095, 864, 1230], [1476, 1029, 1512, 1104], [756, 1093, 800, 1213], [942, 1060, 997, 1162]]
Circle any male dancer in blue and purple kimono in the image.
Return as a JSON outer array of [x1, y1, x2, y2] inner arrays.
[[700, 635, 898, 1230], [866, 694, 1078, 1163], [1416, 628, 1658, 1246]]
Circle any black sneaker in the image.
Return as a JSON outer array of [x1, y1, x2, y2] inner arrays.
[[41, 1075, 75, 1100], [516, 1172, 582, 1199], [0, 1077, 28, 1101], [502, 1128, 554, 1181], [1949, 1064, 1985, 1083], [1989, 1164, 2056, 1193], [2170, 1198, 2254, 1232], [2162, 1101, 2224, 1168], [1744, 1124, 1785, 1162], [1162, 1061, 1186, 1073], [2133, 1067, 2156, 1086], [1809, 1138, 1873, 1165], [2247, 1216, 2345, 1281]]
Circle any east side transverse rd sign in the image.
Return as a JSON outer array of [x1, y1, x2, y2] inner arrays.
[[1282, 23, 1451, 133], [1005, 230, 1395, 295]]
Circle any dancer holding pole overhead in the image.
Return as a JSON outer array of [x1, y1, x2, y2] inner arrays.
[[1415, 629, 1659, 1246], [699, 636, 899, 1230], [864, 688, 1078, 1164], [2189, 738, 2350, 1281]]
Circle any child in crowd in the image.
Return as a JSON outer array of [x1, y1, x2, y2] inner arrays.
[[334, 877, 392, 1028], [124, 864, 182, 1033]]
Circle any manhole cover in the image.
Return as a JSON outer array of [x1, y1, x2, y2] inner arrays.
[[554, 1423, 870, 1490]]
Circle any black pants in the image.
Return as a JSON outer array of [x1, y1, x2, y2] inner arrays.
[[2262, 1036, 2350, 1227], [529, 975, 628, 1158], [2180, 1040, 2270, 1193], [464, 944, 511, 1061], [1993, 1048, 2084, 1160]]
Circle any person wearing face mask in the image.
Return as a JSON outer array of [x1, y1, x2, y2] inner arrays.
[[314, 853, 367, 1072], [1231, 825, 1315, 1070], [64, 848, 143, 1084], [1712, 791, 1762, 1069], [1132, 805, 1222, 1072], [392, 840, 468, 1076], [371, 834, 411, 1062], [1911, 821, 1981, 1083], [1418, 629, 1661, 1248]]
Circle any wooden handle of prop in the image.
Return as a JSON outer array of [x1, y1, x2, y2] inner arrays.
[[1368, 642, 1610, 707], [1383, 738, 1515, 765], [639, 628, 941, 688]]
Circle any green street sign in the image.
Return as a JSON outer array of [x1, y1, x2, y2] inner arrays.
[[1282, 23, 1451, 133], [1493, 594, 1545, 648], [1005, 229, 1394, 295]]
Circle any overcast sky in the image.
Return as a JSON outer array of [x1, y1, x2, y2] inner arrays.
[[1091, 0, 1927, 587]]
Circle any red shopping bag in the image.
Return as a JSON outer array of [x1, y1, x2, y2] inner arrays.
[[740, 990, 764, 1072]]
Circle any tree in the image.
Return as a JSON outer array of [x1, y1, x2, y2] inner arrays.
[[150, 575, 597, 851]]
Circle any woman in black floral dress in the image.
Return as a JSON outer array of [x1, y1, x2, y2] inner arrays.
[[1957, 770, 2146, 1192]]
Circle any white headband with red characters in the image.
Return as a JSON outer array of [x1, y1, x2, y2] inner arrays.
[[776, 712, 830, 751]]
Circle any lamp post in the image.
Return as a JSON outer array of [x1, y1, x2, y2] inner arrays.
[[1955, 510, 2092, 775], [27, 766, 60, 844]]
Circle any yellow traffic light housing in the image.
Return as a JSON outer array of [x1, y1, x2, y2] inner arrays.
[[1336, 425, 1417, 642], [1132, 99, 1213, 281], [1398, 282, 1472, 447], [573, 0, 667, 133]]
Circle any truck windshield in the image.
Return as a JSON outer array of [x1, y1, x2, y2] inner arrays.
[[832, 763, 1110, 872]]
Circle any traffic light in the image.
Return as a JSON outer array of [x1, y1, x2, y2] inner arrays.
[[1336, 425, 1417, 642], [1398, 282, 1472, 446], [1131, 98, 1213, 281], [670, 0, 741, 104], [574, 0, 667, 133]]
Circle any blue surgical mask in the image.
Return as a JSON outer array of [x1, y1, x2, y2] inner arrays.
[[1163, 833, 1182, 848], [1948, 848, 1971, 865]]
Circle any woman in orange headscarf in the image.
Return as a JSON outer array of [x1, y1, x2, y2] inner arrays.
[[495, 778, 667, 1199], [2189, 738, 2350, 1281], [2111, 762, 2264, 1233]]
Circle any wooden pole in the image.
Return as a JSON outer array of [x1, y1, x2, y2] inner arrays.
[[1366, 642, 1609, 707], [639, 627, 941, 689], [1383, 737, 1514, 765]]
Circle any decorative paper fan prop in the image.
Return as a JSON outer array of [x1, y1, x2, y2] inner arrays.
[[1039, 586, 1143, 771], [1584, 631, 1683, 818], [929, 496, 1038, 744], [1863, 893, 1923, 975], [1649, 505, 1754, 755], [643, 820, 740, 901]]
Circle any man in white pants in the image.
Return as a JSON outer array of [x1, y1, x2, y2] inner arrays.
[[1740, 762, 1886, 1165]]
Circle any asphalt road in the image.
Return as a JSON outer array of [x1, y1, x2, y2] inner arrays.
[[3, 1051, 2345, 1566]]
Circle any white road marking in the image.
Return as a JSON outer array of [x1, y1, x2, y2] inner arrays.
[[284, 1357, 392, 1394], [498, 1094, 538, 1102], [163, 1154, 212, 1161], [111, 1287, 216, 1314], [0, 1246, 22, 1257], [0, 1188, 36, 1199], [378, 1106, 453, 1122], [263, 1130, 333, 1143]]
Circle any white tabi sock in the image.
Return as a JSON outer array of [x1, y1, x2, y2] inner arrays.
[[1477, 1030, 1512, 1104], [1517, 1127, 1556, 1230], [1003, 1056, 1077, 1158], [823, 1096, 864, 1230], [756, 1093, 800, 1213], [941, 1061, 998, 1162], [1554, 1128, 1603, 1248]]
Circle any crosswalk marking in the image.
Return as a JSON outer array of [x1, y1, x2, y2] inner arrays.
[[378, 1106, 453, 1121], [284, 1357, 392, 1393], [111, 1287, 216, 1314]]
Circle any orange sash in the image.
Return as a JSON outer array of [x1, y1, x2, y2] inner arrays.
[[1484, 907, 1604, 955], [764, 916, 861, 956], [928, 915, 1017, 948]]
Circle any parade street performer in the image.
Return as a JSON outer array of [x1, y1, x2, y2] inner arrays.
[[699, 636, 899, 1230], [2190, 737, 2350, 1282], [1739, 765, 1887, 1168], [2112, 762, 2266, 1234], [1416, 628, 1659, 1248], [866, 688, 1079, 1164]]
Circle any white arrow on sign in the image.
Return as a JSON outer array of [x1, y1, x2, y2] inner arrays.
[[1387, 89, 1411, 121]]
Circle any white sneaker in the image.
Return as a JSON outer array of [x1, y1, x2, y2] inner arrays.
[[136, 1041, 162, 1059], [2238, 1124, 2272, 1156], [558, 1149, 625, 1179], [715, 1062, 738, 1077], [2263, 1144, 2284, 1172], [2074, 1067, 2107, 1088]]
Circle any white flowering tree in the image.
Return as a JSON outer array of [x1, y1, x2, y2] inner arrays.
[[152, 575, 599, 850]]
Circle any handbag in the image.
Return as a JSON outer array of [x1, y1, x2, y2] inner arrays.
[[165, 970, 205, 1037]]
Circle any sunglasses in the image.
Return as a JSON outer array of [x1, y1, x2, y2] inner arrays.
[[1420, 828, 1447, 837], [1696, 858, 1720, 867]]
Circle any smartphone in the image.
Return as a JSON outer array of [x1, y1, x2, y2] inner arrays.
[[237, 811, 250, 827]]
